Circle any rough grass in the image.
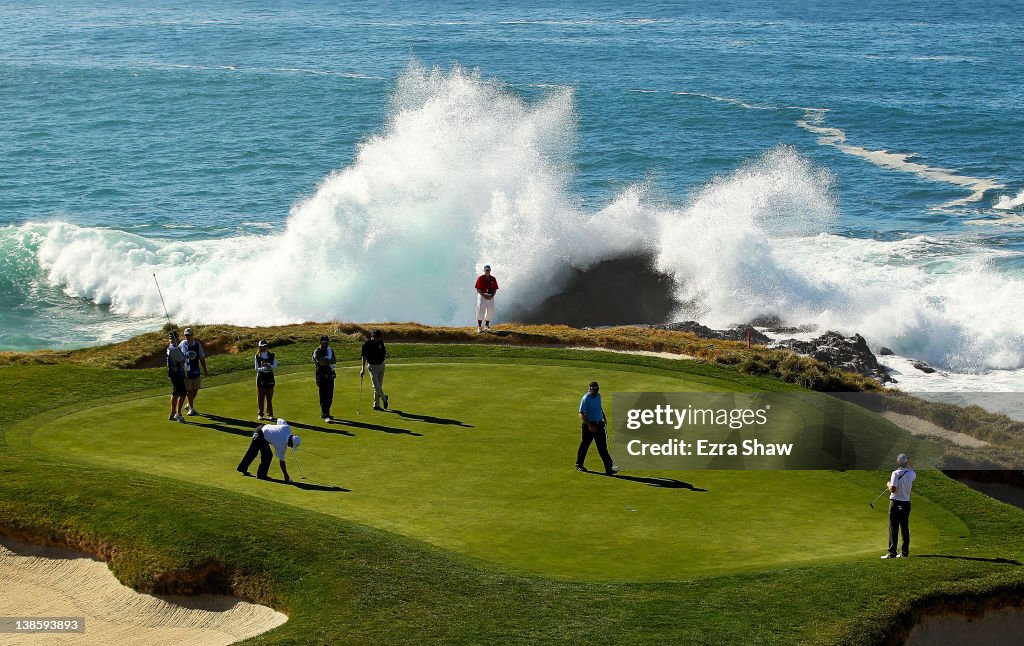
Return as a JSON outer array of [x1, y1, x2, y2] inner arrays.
[[0, 321, 883, 392]]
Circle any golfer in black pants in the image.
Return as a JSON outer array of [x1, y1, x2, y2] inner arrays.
[[237, 419, 301, 482], [882, 453, 916, 559], [312, 335, 337, 421], [576, 381, 617, 475]]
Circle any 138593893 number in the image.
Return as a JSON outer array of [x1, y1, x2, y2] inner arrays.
[[0, 617, 85, 633]]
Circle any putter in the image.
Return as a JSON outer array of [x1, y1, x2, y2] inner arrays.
[[292, 449, 307, 480], [357, 370, 364, 415]]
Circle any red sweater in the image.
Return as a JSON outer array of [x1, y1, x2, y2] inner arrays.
[[475, 275, 498, 295]]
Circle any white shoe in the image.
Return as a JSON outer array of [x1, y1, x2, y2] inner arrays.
[[175, 414, 186, 423], [477, 327, 483, 333], [880, 554, 898, 559], [186, 408, 197, 416], [484, 325, 490, 331]]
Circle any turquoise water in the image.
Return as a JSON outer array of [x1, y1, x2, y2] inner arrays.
[[2, 1, 1023, 384]]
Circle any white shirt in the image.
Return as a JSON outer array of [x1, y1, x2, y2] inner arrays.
[[261, 421, 292, 461], [889, 467, 916, 501]]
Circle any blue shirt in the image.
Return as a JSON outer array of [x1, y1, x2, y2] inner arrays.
[[579, 392, 604, 422]]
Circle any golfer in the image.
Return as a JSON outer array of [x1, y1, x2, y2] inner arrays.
[[312, 335, 337, 422], [166, 331, 187, 423], [236, 418, 301, 482], [474, 264, 498, 332], [254, 339, 277, 421], [361, 329, 389, 411], [576, 381, 617, 475], [179, 327, 208, 416], [881, 453, 916, 559]]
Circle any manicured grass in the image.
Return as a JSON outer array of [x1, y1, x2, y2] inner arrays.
[[2, 341, 1024, 645], [19, 359, 949, 582]]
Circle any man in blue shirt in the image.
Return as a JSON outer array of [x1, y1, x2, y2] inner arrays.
[[576, 381, 617, 475]]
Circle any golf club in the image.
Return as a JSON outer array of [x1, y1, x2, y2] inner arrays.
[[152, 273, 173, 327], [292, 449, 307, 480], [357, 370, 364, 415], [868, 488, 888, 509]]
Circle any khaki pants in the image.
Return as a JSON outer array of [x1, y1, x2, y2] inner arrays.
[[368, 362, 386, 406]]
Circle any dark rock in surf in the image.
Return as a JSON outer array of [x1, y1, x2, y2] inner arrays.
[[774, 331, 892, 383], [912, 360, 937, 374]]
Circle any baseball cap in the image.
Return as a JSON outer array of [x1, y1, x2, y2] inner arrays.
[[897, 453, 910, 466], [184, 327, 194, 336], [589, 381, 600, 390], [168, 331, 178, 339], [319, 335, 329, 343], [371, 328, 382, 337], [258, 339, 269, 347], [483, 264, 491, 270]]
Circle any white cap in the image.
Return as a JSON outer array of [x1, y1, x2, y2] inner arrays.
[[897, 453, 910, 466]]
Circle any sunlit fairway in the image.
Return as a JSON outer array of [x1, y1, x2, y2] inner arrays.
[[20, 357, 957, 582]]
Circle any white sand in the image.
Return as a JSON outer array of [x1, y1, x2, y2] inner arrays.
[[905, 606, 1024, 645], [882, 412, 988, 449], [0, 538, 287, 645]]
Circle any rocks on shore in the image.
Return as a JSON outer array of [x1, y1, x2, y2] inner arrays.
[[652, 321, 771, 344], [772, 330, 894, 384], [744, 315, 819, 335], [653, 319, 930, 385]]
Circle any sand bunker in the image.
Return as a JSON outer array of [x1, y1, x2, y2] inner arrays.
[[0, 537, 287, 645], [569, 346, 697, 361], [905, 606, 1024, 645], [882, 411, 988, 449]]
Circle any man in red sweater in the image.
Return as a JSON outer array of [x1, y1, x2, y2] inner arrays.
[[474, 264, 499, 332]]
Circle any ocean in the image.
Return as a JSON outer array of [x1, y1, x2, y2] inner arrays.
[[2, 0, 1023, 392]]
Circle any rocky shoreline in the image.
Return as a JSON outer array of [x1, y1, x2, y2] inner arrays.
[[649, 318, 944, 386]]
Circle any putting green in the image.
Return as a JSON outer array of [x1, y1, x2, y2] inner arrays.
[[24, 359, 960, 582]]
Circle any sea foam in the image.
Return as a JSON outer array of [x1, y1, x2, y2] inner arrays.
[[9, 63, 1024, 373]]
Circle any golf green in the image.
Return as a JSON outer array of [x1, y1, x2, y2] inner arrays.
[[23, 358, 959, 582]]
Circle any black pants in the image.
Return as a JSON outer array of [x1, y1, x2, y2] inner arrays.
[[888, 500, 911, 556], [237, 429, 273, 478], [577, 421, 614, 473], [317, 375, 335, 417]]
